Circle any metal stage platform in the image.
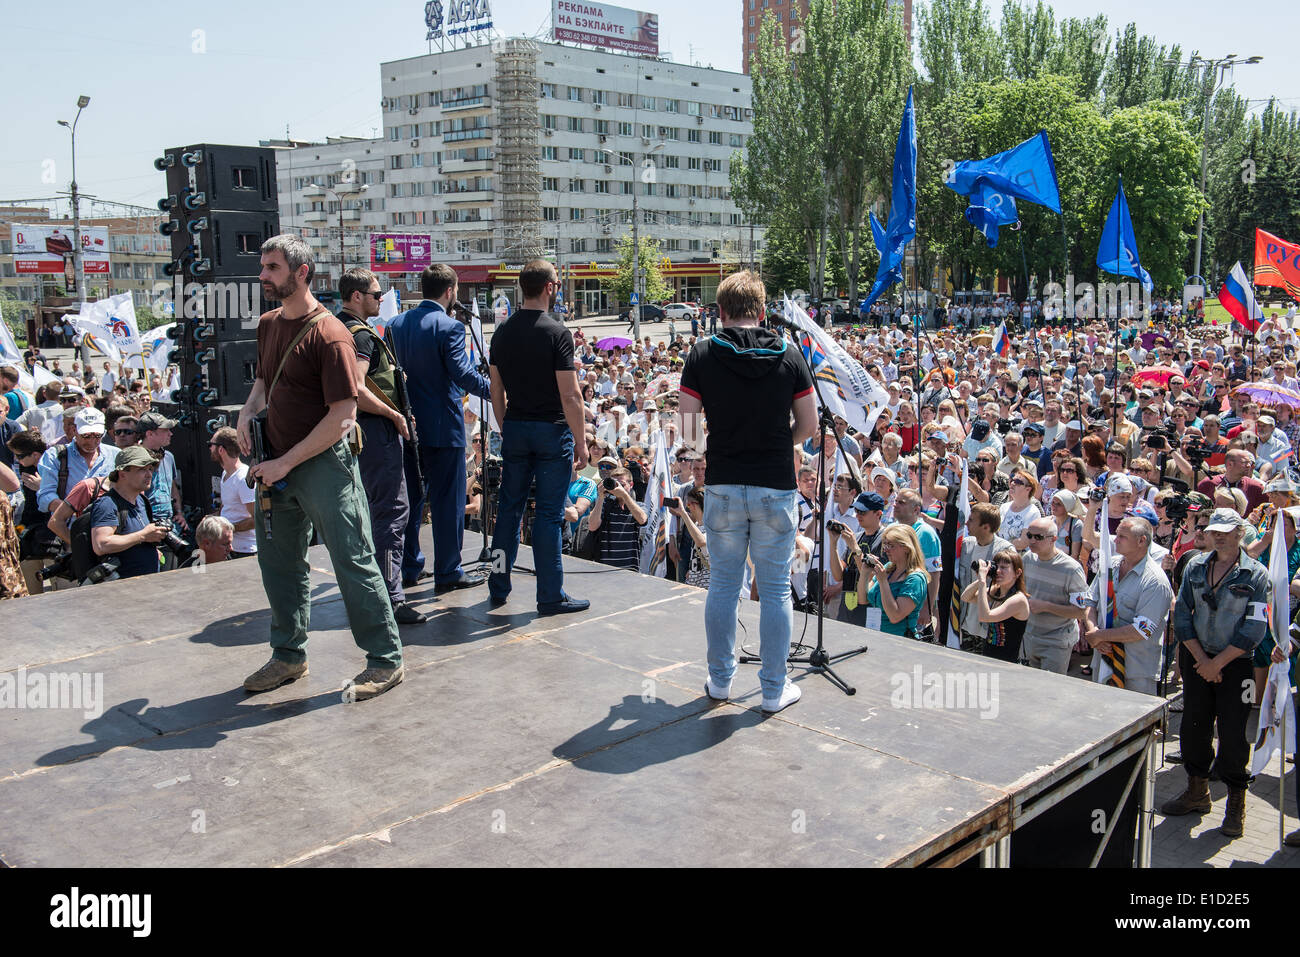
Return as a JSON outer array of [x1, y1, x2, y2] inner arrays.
[[0, 534, 1164, 867]]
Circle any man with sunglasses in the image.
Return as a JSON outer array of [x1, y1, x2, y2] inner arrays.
[[1022, 516, 1090, 673], [1162, 508, 1270, 839], [339, 267, 426, 625]]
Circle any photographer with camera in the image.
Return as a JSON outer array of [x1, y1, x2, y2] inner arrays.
[[136, 410, 186, 565], [585, 466, 648, 571], [827, 491, 888, 627], [88, 446, 169, 580]]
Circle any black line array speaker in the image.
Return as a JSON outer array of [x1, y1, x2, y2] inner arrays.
[[161, 144, 278, 213], [164, 276, 271, 345], [155, 142, 278, 407]]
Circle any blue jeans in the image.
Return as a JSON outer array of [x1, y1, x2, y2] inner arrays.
[[702, 484, 797, 698], [489, 420, 574, 606]]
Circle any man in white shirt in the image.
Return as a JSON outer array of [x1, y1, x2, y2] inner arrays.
[[99, 362, 117, 395], [16, 382, 64, 443], [208, 426, 257, 557]]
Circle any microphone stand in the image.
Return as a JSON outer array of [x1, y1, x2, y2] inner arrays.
[[456, 300, 496, 567], [739, 317, 868, 696]]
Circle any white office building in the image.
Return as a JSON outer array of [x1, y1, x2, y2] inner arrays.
[[274, 39, 761, 313]]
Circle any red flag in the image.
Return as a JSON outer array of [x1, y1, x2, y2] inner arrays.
[[1254, 227, 1300, 302]]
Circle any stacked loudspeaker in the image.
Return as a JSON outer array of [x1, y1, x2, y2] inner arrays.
[[154, 144, 279, 511]]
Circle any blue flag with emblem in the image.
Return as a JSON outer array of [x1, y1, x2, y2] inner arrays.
[[861, 86, 916, 314], [1096, 177, 1153, 292]]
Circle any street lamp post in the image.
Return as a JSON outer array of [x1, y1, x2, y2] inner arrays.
[[1167, 54, 1262, 283], [311, 182, 369, 290], [56, 95, 91, 300]]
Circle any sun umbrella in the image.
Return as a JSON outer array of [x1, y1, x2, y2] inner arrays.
[[1129, 366, 1183, 387], [1232, 383, 1300, 409], [595, 336, 633, 351], [648, 373, 680, 394]]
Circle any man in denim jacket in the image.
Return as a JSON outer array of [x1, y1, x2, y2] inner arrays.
[[1161, 508, 1270, 839]]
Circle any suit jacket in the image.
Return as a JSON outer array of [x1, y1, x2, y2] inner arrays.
[[387, 299, 490, 449]]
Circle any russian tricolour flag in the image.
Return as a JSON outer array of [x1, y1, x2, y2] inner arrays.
[[1220, 261, 1263, 335], [992, 322, 1011, 357]]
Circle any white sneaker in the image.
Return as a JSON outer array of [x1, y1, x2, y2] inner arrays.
[[705, 677, 732, 701], [761, 680, 801, 714]]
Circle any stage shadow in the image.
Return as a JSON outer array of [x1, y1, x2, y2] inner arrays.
[[35, 687, 339, 766], [187, 583, 338, 648], [393, 610, 519, 648], [552, 694, 763, 775]]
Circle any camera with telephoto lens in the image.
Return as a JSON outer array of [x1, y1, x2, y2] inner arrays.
[[38, 552, 74, 581], [996, 417, 1013, 435], [153, 518, 189, 556]]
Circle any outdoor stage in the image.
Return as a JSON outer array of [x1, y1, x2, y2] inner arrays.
[[0, 532, 1164, 867]]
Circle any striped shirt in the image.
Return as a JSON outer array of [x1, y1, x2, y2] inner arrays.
[[598, 500, 643, 570]]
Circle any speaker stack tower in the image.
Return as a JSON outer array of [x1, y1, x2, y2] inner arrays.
[[153, 144, 279, 511]]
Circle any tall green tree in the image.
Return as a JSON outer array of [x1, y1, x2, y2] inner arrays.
[[602, 234, 671, 306], [733, 0, 911, 305]]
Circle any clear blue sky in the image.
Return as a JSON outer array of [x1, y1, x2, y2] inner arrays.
[[1, 0, 1293, 212]]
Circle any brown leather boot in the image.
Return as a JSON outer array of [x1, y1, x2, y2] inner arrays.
[[1161, 775, 1212, 815], [1220, 787, 1246, 838]]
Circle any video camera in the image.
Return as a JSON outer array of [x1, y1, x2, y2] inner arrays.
[[1163, 478, 1196, 525]]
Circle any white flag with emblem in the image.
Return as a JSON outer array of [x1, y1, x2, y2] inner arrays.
[[784, 297, 891, 436], [638, 428, 672, 577], [1251, 508, 1297, 774]]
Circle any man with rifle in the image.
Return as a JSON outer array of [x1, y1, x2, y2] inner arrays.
[[338, 267, 426, 625], [237, 235, 404, 701]]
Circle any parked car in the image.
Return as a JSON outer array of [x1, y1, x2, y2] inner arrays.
[[617, 303, 665, 323], [663, 302, 699, 321]]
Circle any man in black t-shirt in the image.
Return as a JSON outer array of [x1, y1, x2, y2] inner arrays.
[[679, 270, 818, 715], [487, 259, 590, 615]]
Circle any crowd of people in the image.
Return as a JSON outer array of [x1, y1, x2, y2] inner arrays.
[[3, 247, 1298, 842], [546, 289, 1300, 842]]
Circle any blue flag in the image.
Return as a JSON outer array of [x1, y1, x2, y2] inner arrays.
[[862, 86, 917, 313], [964, 181, 1020, 248], [947, 131, 1061, 248], [1096, 177, 1153, 291]]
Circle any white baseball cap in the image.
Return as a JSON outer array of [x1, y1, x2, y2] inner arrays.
[[74, 407, 106, 435]]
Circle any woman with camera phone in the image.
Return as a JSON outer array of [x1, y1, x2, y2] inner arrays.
[[960, 550, 1030, 662], [861, 524, 930, 638]]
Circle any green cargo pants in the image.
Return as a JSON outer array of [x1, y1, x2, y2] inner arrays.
[[254, 439, 402, 670]]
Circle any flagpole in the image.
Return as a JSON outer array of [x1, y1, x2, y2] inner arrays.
[[1112, 179, 1123, 437], [1018, 226, 1041, 380]]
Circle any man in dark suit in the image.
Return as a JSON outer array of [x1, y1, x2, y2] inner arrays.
[[388, 263, 491, 592]]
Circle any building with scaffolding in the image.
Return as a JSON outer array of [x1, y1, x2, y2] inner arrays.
[[273, 37, 761, 314]]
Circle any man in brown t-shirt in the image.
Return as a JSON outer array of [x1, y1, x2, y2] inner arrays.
[[236, 234, 403, 700]]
